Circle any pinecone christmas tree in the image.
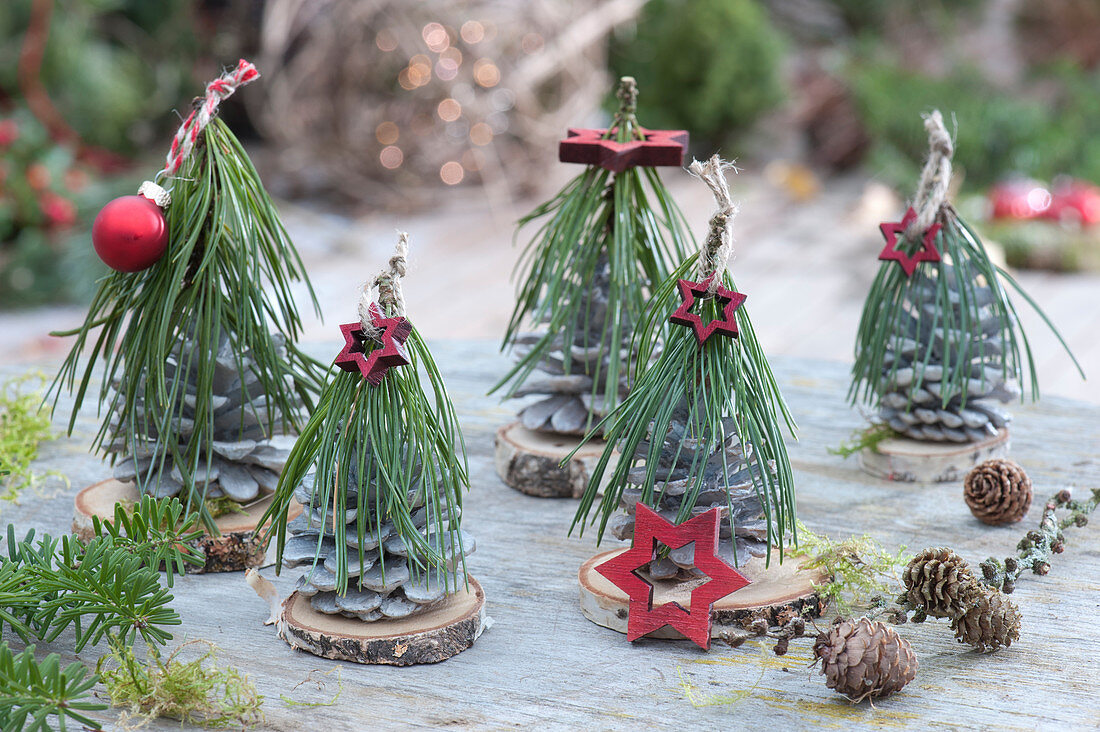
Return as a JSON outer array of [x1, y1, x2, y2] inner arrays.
[[494, 77, 688, 435], [574, 156, 798, 568], [108, 332, 297, 503], [264, 235, 475, 627], [851, 111, 1080, 444], [52, 61, 321, 526]]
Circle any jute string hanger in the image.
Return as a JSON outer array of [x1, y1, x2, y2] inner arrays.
[[359, 232, 409, 339], [689, 155, 740, 295]]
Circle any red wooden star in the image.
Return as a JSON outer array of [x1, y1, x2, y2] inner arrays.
[[668, 277, 747, 346], [878, 207, 942, 276], [558, 127, 689, 172], [595, 504, 751, 649], [334, 303, 412, 385]]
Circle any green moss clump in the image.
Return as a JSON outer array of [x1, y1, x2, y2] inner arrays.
[[0, 373, 66, 508], [793, 524, 908, 616], [100, 641, 263, 730]]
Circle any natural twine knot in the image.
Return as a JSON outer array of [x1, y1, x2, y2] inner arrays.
[[688, 155, 739, 295], [616, 76, 638, 118], [906, 109, 954, 239], [359, 232, 409, 338]]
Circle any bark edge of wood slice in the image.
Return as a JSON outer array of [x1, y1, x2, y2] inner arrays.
[[578, 549, 827, 640], [858, 427, 1010, 483], [278, 577, 487, 665], [72, 478, 301, 573], [494, 421, 606, 498]]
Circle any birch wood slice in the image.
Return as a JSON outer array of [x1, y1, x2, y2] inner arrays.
[[279, 577, 487, 665], [859, 427, 1010, 483], [72, 478, 301, 573], [578, 550, 827, 640], [494, 421, 607, 498]]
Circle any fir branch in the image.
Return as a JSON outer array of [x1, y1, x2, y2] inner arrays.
[[0, 643, 105, 732], [90, 495, 205, 587], [492, 78, 689, 425], [0, 528, 181, 651], [263, 327, 469, 596], [50, 116, 323, 531]]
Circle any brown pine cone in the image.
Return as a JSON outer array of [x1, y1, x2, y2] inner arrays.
[[903, 547, 982, 618], [950, 585, 1021, 651], [964, 459, 1032, 525], [813, 618, 918, 701]]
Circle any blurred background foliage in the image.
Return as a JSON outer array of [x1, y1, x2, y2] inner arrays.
[[3, 0, 1100, 307]]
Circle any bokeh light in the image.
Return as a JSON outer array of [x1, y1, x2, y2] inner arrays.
[[460, 21, 484, 44], [375, 29, 398, 52], [474, 58, 500, 88], [440, 161, 464, 185], [437, 98, 462, 122], [375, 121, 399, 145], [469, 122, 494, 146], [422, 22, 449, 52], [521, 33, 544, 54], [379, 146, 403, 169]]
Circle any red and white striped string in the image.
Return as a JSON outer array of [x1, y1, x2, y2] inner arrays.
[[160, 59, 260, 179]]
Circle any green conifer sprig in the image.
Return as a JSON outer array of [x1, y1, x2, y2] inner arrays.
[[51, 114, 323, 530], [572, 157, 798, 561], [0, 643, 106, 732], [493, 77, 690, 423], [90, 495, 205, 586]]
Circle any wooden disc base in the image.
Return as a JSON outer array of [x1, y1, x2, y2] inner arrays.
[[72, 479, 301, 573], [578, 550, 827, 640], [859, 428, 1010, 483], [279, 577, 487, 665], [494, 421, 607, 498]]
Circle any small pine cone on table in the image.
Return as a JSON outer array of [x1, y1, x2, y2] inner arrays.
[[813, 617, 918, 701], [109, 333, 297, 504], [903, 547, 982, 619], [284, 444, 474, 622], [950, 585, 1021, 652], [964, 458, 1032, 525]]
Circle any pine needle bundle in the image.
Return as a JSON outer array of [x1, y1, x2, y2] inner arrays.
[[493, 77, 690, 433], [850, 111, 1081, 441], [263, 235, 470, 609], [572, 156, 798, 563], [51, 62, 322, 528]]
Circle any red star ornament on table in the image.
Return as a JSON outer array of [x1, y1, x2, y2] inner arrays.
[[558, 127, 688, 172], [595, 504, 750, 649], [668, 277, 747, 346], [334, 303, 412, 386], [878, 207, 942, 276]]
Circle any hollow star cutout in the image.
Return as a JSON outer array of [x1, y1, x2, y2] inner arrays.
[[668, 277, 747, 346], [595, 504, 751, 649], [334, 303, 412, 386], [878, 207, 943, 276], [558, 127, 688, 172]]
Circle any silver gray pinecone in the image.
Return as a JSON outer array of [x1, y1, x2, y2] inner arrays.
[[108, 333, 297, 503], [878, 265, 1019, 443], [513, 254, 631, 435], [285, 446, 475, 622], [608, 397, 769, 578]]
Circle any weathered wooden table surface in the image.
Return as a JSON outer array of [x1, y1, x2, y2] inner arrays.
[[6, 341, 1100, 730]]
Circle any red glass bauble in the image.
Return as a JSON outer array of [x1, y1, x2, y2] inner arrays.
[[91, 195, 169, 272]]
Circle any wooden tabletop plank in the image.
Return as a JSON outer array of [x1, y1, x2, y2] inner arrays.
[[4, 340, 1098, 730]]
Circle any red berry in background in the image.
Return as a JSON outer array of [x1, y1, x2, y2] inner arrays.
[[92, 195, 169, 272], [40, 193, 76, 227], [0, 119, 18, 147]]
